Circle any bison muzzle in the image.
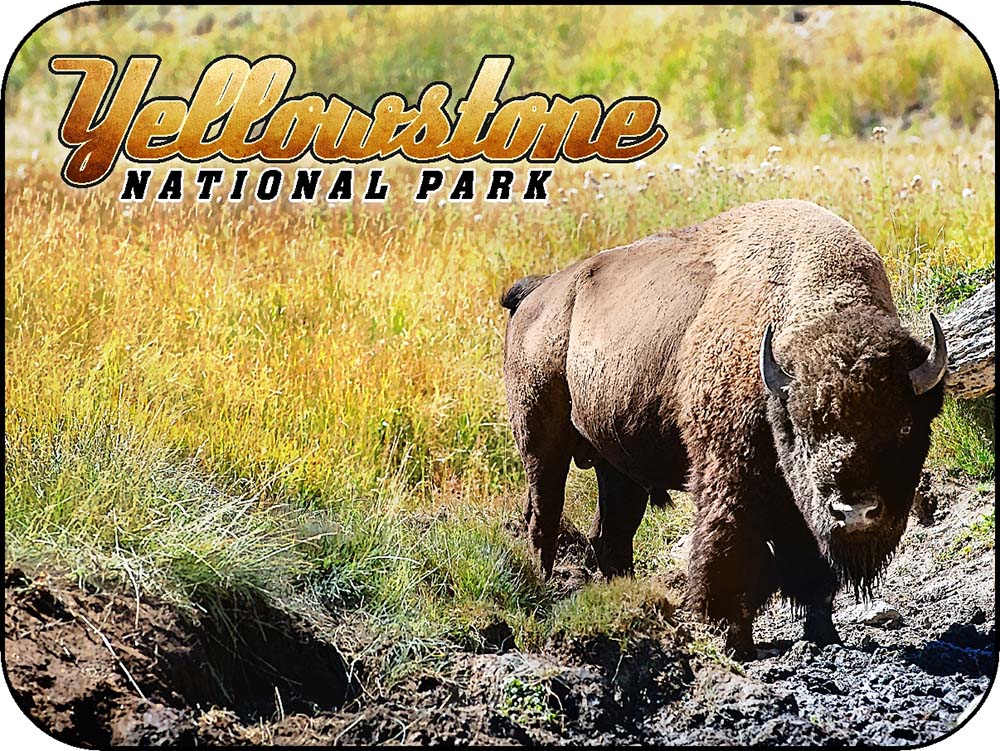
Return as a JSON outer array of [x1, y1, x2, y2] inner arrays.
[[501, 199, 947, 659]]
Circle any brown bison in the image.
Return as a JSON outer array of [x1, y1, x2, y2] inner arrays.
[[501, 199, 947, 658]]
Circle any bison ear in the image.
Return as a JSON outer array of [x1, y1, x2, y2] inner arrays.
[[760, 323, 793, 398]]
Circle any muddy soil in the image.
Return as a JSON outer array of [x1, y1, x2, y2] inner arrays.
[[4, 473, 995, 746], [652, 473, 996, 746]]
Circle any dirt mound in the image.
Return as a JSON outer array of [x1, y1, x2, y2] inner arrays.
[[4, 566, 694, 746], [3, 569, 356, 746]]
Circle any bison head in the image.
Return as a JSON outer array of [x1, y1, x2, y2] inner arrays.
[[760, 308, 947, 589]]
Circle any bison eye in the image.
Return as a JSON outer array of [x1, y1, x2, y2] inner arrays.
[[899, 421, 912, 438]]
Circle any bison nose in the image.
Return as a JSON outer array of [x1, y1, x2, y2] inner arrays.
[[828, 498, 881, 532]]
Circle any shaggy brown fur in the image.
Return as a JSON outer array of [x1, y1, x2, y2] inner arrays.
[[502, 199, 945, 658]]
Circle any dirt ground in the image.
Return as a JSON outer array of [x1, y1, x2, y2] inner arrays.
[[4, 473, 995, 746]]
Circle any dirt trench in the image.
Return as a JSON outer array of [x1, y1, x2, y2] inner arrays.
[[3, 571, 358, 745], [3, 473, 996, 746]]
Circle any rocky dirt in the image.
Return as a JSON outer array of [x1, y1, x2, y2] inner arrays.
[[4, 473, 995, 746], [653, 475, 995, 745]]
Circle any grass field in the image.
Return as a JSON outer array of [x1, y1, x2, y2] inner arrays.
[[3, 5, 996, 682]]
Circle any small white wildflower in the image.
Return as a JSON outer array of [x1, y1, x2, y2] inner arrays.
[[647, 171, 656, 180], [595, 192, 605, 201], [473, 214, 483, 222], [931, 179, 942, 192], [910, 175, 923, 190], [767, 145, 782, 155], [872, 126, 887, 143], [669, 163, 683, 173], [962, 187, 975, 199], [813, 165, 823, 174]]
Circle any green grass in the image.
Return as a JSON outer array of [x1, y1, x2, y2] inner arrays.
[[3, 410, 310, 606], [910, 261, 994, 314], [544, 578, 677, 645], [684, 636, 746, 676], [929, 397, 995, 480], [500, 676, 561, 727], [942, 508, 995, 560]]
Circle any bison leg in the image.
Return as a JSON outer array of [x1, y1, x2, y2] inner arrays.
[[803, 597, 842, 647], [772, 528, 842, 646], [588, 463, 649, 578], [686, 491, 778, 661], [505, 346, 574, 581], [522, 450, 572, 580]]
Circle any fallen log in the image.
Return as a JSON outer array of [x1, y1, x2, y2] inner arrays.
[[937, 281, 994, 399]]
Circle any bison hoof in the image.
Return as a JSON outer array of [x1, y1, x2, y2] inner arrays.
[[724, 627, 757, 662], [803, 617, 842, 647], [589, 537, 635, 579], [726, 640, 758, 662]]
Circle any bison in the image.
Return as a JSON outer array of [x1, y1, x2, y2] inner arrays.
[[501, 199, 947, 659]]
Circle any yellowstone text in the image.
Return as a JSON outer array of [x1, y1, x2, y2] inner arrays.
[[51, 55, 668, 188]]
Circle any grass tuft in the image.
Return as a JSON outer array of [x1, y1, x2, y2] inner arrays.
[[941, 508, 995, 560], [929, 397, 995, 480], [545, 578, 677, 644]]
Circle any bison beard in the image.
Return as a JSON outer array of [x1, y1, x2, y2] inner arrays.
[[828, 529, 903, 597], [501, 200, 946, 660]]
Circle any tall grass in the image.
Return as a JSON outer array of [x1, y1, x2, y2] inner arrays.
[[3, 6, 995, 673], [3, 5, 994, 161]]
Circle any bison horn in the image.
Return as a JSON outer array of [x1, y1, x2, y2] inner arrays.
[[760, 323, 793, 398], [909, 313, 948, 396]]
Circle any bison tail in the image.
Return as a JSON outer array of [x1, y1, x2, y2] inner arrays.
[[500, 275, 549, 314]]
